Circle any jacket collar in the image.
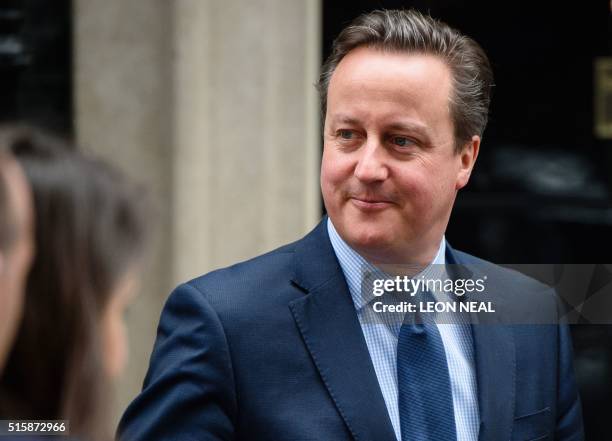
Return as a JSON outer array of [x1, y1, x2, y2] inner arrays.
[[289, 218, 398, 441]]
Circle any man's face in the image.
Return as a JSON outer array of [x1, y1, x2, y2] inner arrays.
[[321, 47, 479, 264], [0, 158, 34, 372]]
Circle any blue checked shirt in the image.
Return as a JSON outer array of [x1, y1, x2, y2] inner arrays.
[[327, 219, 480, 441]]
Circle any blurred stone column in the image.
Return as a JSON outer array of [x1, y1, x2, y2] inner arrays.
[[74, 0, 321, 425]]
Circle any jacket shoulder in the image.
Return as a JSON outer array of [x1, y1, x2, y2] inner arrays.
[[187, 239, 296, 289], [171, 237, 306, 319]]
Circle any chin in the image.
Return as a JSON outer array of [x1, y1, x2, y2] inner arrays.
[[344, 225, 393, 254]]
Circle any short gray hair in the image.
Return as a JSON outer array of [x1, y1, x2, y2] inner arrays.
[[318, 9, 494, 151]]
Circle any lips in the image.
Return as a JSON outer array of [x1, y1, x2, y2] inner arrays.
[[349, 196, 394, 210]]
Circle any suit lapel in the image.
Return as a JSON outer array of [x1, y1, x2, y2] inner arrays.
[[447, 245, 516, 441], [289, 220, 397, 441], [471, 323, 515, 441]]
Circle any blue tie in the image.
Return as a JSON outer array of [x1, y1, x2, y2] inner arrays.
[[397, 300, 457, 441]]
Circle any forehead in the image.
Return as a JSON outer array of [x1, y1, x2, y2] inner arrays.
[[326, 47, 453, 127]]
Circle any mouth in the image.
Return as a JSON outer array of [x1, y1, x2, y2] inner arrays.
[[349, 196, 394, 211]]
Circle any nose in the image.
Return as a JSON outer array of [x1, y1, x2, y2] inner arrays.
[[354, 140, 388, 183]]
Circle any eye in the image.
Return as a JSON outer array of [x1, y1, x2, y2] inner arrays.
[[391, 136, 414, 147], [339, 129, 354, 140]]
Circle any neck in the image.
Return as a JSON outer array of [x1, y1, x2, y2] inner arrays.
[[355, 237, 443, 267]]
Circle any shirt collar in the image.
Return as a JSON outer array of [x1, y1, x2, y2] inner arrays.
[[327, 218, 446, 311]]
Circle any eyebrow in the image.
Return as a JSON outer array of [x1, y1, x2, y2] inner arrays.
[[385, 121, 433, 140], [328, 114, 362, 126]]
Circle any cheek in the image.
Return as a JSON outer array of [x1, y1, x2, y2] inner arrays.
[[391, 168, 452, 223], [396, 157, 457, 198], [321, 147, 352, 198], [393, 166, 432, 199], [102, 310, 128, 379], [321, 149, 340, 184]]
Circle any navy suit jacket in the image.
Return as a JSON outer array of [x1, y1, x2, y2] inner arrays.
[[118, 219, 583, 441]]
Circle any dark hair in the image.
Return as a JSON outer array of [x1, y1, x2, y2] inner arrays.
[[318, 9, 494, 151], [0, 153, 17, 253], [0, 127, 149, 441]]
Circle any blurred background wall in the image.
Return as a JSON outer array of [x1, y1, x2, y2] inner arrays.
[[1, 0, 321, 427], [74, 0, 321, 426], [1, 0, 610, 438]]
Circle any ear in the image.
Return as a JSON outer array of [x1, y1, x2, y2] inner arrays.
[[455, 135, 480, 190]]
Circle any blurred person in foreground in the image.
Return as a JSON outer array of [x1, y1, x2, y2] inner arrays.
[[0, 127, 150, 441], [119, 9, 583, 441], [0, 150, 34, 374]]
